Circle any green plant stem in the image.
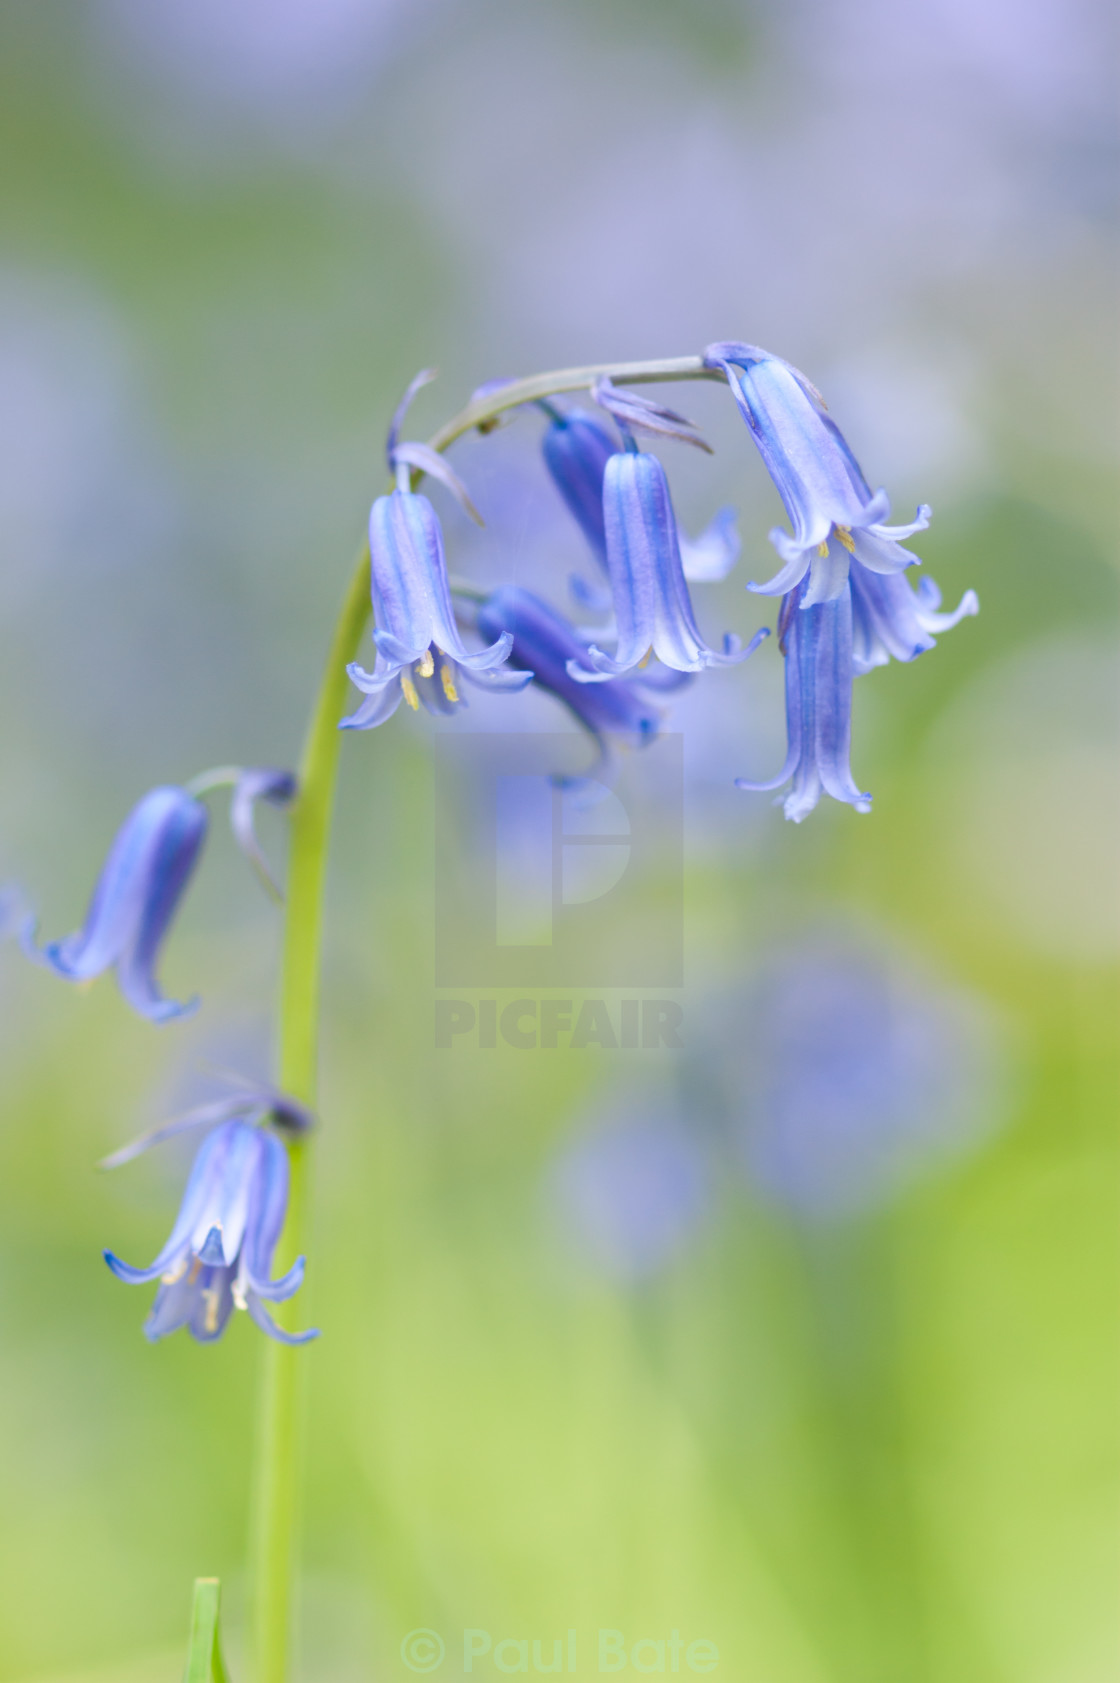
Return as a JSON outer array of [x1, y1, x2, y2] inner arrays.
[[248, 542, 371, 1683], [247, 352, 726, 1683]]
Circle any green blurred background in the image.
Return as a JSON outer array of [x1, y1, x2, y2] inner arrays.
[[0, 2, 1115, 1680]]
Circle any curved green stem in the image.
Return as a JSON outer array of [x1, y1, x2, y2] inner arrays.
[[425, 354, 722, 457], [246, 351, 726, 1683], [248, 542, 371, 1683]]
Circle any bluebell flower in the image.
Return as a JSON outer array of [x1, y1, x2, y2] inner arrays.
[[541, 403, 741, 584], [704, 341, 939, 605], [567, 449, 763, 680], [104, 1102, 316, 1345], [342, 491, 515, 728], [25, 786, 208, 1022], [342, 370, 515, 729], [737, 581, 870, 823], [476, 586, 676, 761]]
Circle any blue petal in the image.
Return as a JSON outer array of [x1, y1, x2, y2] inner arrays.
[[187, 1264, 236, 1343], [367, 491, 509, 675], [240, 1127, 292, 1292], [188, 1123, 263, 1266], [736, 582, 869, 822], [104, 1118, 235, 1285], [849, 565, 977, 673], [246, 1294, 319, 1345], [800, 537, 852, 608], [812, 588, 872, 811], [848, 523, 922, 575], [679, 506, 740, 582], [143, 1273, 200, 1341], [113, 792, 208, 1022]]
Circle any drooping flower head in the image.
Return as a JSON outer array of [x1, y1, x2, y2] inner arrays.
[[704, 341, 939, 606], [25, 785, 208, 1022], [737, 580, 871, 824], [342, 371, 514, 728], [540, 393, 741, 584], [104, 1087, 316, 1345], [23, 768, 299, 1018], [476, 585, 674, 763]]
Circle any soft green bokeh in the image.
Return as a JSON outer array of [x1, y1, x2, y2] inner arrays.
[[0, 4, 1115, 1682]]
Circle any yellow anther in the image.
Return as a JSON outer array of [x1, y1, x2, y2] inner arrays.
[[202, 1287, 220, 1334], [416, 649, 435, 678], [400, 673, 421, 711], [187, 1256, 202, 1286], [637, 646, 653, 669], [817, 541, 830, 558], [835, 525, 856, 553], [440, 663, 459, 704], [161, 1257, 188, 1286]]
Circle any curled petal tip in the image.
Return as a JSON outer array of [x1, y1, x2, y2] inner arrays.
[[593, 376, 712, 452], [390, 442, 484, 525], [385, 368, 438, 467]]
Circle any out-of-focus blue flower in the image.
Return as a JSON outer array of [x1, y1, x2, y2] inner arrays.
[[548, 1112, 710, 1281], [737, 581, 870, 823], [704, 341, 938, 605], [477, 586, 676, 759], [541, 403, 740, 583], [699, 935, 1006, 1218], [850, 567, 979, 672], [567, 449, 763, 679], [25, 786, 208, 1022], [105, 1103, 316, 1345]]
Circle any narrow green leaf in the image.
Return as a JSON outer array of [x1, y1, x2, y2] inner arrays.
[[184, 1578, 230, 1683]]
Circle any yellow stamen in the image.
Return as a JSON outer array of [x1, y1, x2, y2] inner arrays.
[[187, 1256, 202, 1286], [440, 663, 459, 704], [637, 646, 653, 669], [416, 649, 435, 679], [202, 1287, 221, 1334], [817, 541, 829, 558], [161, 1256, 189, 1286], [400, 673, 421, 711], [835, 525, 855, 553]]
